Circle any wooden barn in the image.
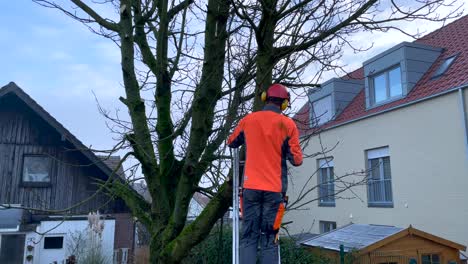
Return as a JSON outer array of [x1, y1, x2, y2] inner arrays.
[[0, 82, 134, 264], [301, 224, 466, 264]]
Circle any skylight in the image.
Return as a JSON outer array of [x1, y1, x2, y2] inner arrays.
[[432, 55, 457, 78]]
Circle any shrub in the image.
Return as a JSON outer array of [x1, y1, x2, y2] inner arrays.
[[66, 212, 111, 264], [279, 237, 330, 264], [182, 225, 232, 264], [182, 224, 329, 264]]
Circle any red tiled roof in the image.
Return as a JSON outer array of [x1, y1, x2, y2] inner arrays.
[[295, 15, 468, 135]]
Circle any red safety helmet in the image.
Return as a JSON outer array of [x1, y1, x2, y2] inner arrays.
[[266, 84, 290, 100], [261, 84, 291, 110]]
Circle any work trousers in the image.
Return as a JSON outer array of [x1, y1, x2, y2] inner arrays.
[[240, 189, 285, 264]]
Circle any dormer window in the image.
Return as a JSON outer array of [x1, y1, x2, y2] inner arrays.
[[308, 78, 363, 128], [363, 42, 442, 109], [311, 95, 332, 126], [371, 66, 402, 105]]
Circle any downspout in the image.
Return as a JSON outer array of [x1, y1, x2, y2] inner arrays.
[[459, 87, 468, 161]]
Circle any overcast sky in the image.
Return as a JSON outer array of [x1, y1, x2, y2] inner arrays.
[[0, 1, 466, 162]]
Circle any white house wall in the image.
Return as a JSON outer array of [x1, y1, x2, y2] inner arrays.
[[462, 89, 468, 160], [25, 219, 115, 264], [286, 91, 468, 251]]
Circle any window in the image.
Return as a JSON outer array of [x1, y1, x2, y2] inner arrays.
[[371, 66, 402, 105], [367, 147, 393, 207], [311, 95, 332, 126], [432, 55, 457, 78], [319, 221, 336, 233], [44, 236, 64, 249], [422, 254, 440, 264], [22, 155, 51, 186], [318, 157, 335, 206]]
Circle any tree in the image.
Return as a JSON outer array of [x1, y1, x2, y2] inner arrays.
[[32, 0, 462, 263]]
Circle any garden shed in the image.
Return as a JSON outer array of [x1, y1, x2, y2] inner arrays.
[[301, 224, 466, 264]]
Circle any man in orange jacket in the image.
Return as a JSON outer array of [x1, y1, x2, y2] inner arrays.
[[228, 84, 303, 264]]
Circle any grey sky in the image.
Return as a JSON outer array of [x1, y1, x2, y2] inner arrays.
[[0, 1, 466, 169]]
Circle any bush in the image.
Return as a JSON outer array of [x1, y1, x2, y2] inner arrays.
[[279, 237, 330, 264], [66, 212, 111, 264], [182, 225, 233, 264], [182, 224, 329, 264]]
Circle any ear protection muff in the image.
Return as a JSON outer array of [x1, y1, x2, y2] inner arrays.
[[261, 91, 267, 102], [261, 90, 290, 111], [281, 99, 289, 111], [280, 91, 291, 111]]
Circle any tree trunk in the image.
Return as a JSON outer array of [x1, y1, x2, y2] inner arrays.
[[149, 233, 161, 264], [253, 0, 278, 111]]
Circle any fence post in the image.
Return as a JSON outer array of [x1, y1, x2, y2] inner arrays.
[[340, 244, 345, 264]]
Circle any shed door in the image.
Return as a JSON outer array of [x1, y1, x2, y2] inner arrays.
[[0, 234, 25, 264]]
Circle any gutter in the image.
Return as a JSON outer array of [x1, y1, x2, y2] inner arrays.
[[458, 88, 468, 161]]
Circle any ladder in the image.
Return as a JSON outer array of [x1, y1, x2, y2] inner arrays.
[[232, 148, 240, 264], [232, 148, 281, 264]]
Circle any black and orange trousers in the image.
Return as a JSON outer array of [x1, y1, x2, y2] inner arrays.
[[240, 189, 285, 264]]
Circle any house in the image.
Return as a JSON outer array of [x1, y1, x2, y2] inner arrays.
[[301, 224, 466, 264], [0, 82, 135, 264], [286, 14, 468, 254]]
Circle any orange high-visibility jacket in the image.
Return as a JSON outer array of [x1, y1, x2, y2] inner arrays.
[[227, 105, 303, 193]]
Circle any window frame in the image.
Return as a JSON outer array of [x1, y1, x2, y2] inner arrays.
[[366, 147, 394, 208], [20, 154, 52, 188], [319, 221, 337, 233], [317, 157, 335, 207], [370, 65, 403, 106], [421, 253, 442, 264], [43, 236, 64, 250], [431, 54, 459, 79]]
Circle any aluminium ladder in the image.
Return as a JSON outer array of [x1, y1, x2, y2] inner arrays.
[[232, 148, 282, 264], [232, 149, 240, 264]]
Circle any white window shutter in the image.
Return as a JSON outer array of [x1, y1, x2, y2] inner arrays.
[[318, 157, 334, 168], [367, 147, 389, 159]]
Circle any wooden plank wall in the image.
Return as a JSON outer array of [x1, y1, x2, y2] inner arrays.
[[0, 94, 122, 214], [368, 234, 461, 263], [306, 233, 461, 264]]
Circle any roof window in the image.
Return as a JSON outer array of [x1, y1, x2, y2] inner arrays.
[[432, 55, 458, 79]]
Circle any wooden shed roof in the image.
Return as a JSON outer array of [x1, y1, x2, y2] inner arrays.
[[301, 224, 466, 253], [301, 224, 403, 252]]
